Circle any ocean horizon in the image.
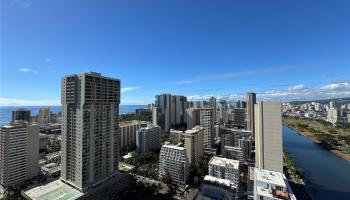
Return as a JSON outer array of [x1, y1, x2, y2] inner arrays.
[[0, 105, 147, 125]]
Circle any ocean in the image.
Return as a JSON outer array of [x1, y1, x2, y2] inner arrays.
[[0, 105, 147, 125]]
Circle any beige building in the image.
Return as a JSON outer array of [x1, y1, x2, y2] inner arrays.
[[186, 107, 200, 129], [119, 120, 141, 152], [183, 126, 204, 165], [255, 101, 283, 173], [61, 72, 120, 191], [169, 129, 184, 145], [0, 121, 39, 187]]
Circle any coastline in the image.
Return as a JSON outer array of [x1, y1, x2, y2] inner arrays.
[[284, 124, 350, 163]]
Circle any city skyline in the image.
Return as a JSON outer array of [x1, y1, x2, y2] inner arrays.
[[1, 0, 350, 106]]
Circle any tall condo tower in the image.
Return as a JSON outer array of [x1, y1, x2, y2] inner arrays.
[[254, 101, 283, 173], [61, 72, 120, 191], [246, 92, 256, 137]]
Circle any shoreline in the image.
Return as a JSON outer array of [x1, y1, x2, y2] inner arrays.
[[284, 124, 350, 163]]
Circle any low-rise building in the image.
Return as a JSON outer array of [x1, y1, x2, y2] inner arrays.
[[196, 175, 236, 200], [208, 156, 240, 187], [223, 146, 244, 162], [254, 168, 296, 200]]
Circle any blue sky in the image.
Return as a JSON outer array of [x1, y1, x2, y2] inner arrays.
[[1, 0, 350, 105]]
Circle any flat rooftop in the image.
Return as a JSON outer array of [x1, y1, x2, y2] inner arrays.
[[255, 168, 286, 186], [209, 156, 240, 169], [23, 180, 83, 200]]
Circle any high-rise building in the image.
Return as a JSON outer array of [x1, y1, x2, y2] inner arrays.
[[254, 168, 296, 200], [186, 107, 200, 129], [239, 137, 252, 161], [159, 143, 189, 185], [209, 97, 216, 122], [208, 156, 240, 187], [199, 108, 215, 148], [11, 109, 31, 122], [219, 100, 228, 125], [184, 126, 204, 165], [220, 126, 252, 153], [255, 101, 283, 173], [154, 94, 187, 132], [223, 146, 244, 162], [0, 121, 39, 187], [230, 108, 246, 128], [136, 124, 161, 154], [246, 92, 256, 136], [327, 107, 338, 124], [169, 129, 184, 145], [38, 107, 52, 125], [119, 120, 141, 153], [61, 72, 120, 191]]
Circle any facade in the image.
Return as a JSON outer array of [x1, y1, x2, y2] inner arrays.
[[209, 97, 217, 123], [223, 146, 244, 162], [0, 121, 39, 187], [219, 100, 228, 125], [169, 129, 184, 145], [136, 124, 161, 154], [119, 120, 141, 152], [246, 92, 256, 136], [186, 107, 200, 129], [239, 137, 252, 161], [183, 126, 204, 164], [200, 108, 215, 148], [208, 156, 240, 187], [38, 107, 52, 126], [11, 109, 31, 122], [220, 127, 252, 153], [154, 94, 187, 132], [255, 101, 283, 173], [61, 72, 120, 191], [230, 108, 246, 128], [159, 143, 189, 185], [254, 168, 296, 200]]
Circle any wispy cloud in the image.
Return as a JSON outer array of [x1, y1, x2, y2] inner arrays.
[[45, 58, 52, 62], [121, 86, 141, 93], [173, 66, 289, 85], [0, 98, 60, 106], [18, 68, 38, 75], [186, 80, 350, 102], [10, 0, 32, 8]]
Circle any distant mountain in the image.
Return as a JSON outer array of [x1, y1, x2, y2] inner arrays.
[[289, 97, 350, 105]]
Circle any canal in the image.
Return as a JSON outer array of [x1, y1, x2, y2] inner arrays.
[[283, 125, 350, 200]]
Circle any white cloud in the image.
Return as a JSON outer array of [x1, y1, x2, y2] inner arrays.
[[18, 68, 38, 75], [45, 58, 52, 62], [10, 0, 32, 8], [288, 84, 305, 91], [121, 86, 141, 93], [173, 66, 289, 85], [185, 81, 350, 102], [0, 98, 60, 106]]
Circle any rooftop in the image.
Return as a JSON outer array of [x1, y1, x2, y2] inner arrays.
[[184, 126, 203, 134], [23, 180, 83, 200], [162, 143, 186, 151], [209, 156, 240, 169], [203, 175, 236, 189], [255, 168, 286, 187]]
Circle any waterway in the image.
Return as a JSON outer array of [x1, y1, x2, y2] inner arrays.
[[283, 125, 350, 200]]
